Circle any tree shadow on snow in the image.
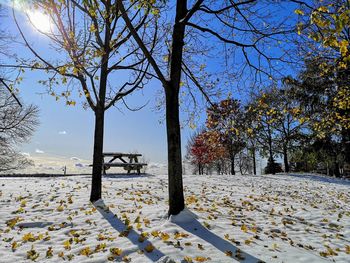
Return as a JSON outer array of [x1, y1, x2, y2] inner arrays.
[[94, 199, 165, 261], [174, 210, 263, 263]]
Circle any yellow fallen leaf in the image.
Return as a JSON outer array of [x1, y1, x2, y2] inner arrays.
[[122, 255, 131, 262], [27, 246, 40, 261], [11, 241, 19, 251], [6, 217, 22, 228], [151, 230, 159, 237], [144, 243, 155, 253], [251, 226, 258, 233], [244, 239, 252, 245], [79, 246, 92, 256], [46, 247, 53, 258], [63, 239, 72, 250], [143, 218, 150, 227], [225, 250, 233, 257], [95, 243, 106, 252], [194, 256, 209, 262], [110, 247, 122, 256], [159, 232, 169, 241], [22, 232, 36, 242], [241, 224, 248, 233], [174, 232, 189, 239], [184, 256, 193, 262], [346, 245, 350, 254]]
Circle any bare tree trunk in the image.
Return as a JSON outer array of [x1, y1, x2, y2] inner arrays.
[[165, 0, 187, 216], [333, 154, 340, 177], [283, 145, 289, 173], [268, 130, 275, 175], [90, 107, 104, 202], [90, 40, 109, 202], [230, 153, 236, 175], [165, 86, 185, 215], [326, 162, 329, 176], [252, 147, 256, 175], [239, 160, 243, 175]]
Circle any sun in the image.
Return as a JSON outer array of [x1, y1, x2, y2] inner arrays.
[[27, 10, 52, 33]]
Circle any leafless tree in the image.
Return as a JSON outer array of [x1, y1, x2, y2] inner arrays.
[[0, 85, 39, 172], [119, 0, 300, 215], [8, 0, 157, 201]]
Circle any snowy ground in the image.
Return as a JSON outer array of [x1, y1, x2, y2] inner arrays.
[[0, 171, 349, 262]]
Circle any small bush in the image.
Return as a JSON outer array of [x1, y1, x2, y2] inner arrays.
[[264, 157, 283, 174]]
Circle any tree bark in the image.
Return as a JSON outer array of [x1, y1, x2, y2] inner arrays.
[[252, 147, 256, 175], [230, 153, 236, 175], [165, 0, 187, 216], [89, 23, 109, 202], [283, 145, 289, 173], [239, 160, 243, 175], [267, 128, 275, 175], [165, 86, 185, 216], [333, 154, 340, 177], [90, 107, 105, 202]]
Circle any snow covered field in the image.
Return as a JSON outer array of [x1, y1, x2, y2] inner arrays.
[[0, 171, 349, 262]]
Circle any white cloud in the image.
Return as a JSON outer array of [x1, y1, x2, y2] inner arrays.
[[58, 131, 67, 135], [35, 149, 45, 154], [21, 152, 31, 157], [70, 157, 80, 161]]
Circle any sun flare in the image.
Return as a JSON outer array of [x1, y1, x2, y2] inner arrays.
[[27, 10, 52, 33]]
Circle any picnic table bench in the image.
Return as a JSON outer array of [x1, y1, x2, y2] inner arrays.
[[102, 152, 147, 175]]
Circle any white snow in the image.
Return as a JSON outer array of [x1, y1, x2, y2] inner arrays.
[[0, 172, 349, 262], [169, 208, 198, 224]]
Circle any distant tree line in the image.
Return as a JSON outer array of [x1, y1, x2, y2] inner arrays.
[[186, 58, 349, 177]]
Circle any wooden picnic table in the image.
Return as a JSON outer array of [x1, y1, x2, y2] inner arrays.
[[102, 152, 147, 175]]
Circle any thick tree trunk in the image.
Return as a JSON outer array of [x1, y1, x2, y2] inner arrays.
[[89, 21, 109, 202], [90, 107, 105, 202], [165, 87, 185, 216], [165, 0, 187, 216], [283, 145, 289, 173]]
